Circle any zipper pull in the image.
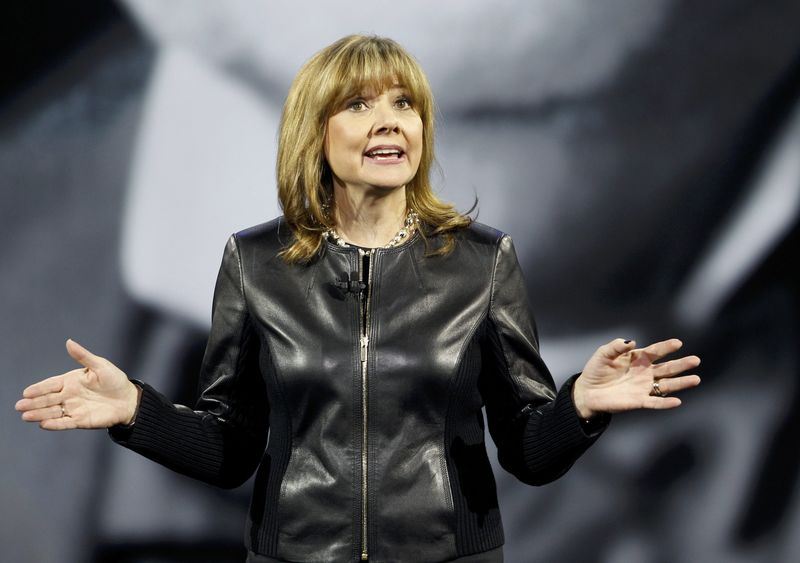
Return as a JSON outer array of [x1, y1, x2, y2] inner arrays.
[[360, 335, 369, 363]]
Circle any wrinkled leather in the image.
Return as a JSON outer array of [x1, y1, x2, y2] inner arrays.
[[115, 217, 591, 562]]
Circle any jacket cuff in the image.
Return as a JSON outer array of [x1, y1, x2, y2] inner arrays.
[[521, 373, 610, 466], [563, 373, 611, 438], [108, 380, 168, 445]]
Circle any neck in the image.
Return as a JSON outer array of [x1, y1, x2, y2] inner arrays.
[[332, 183, 409, 248]]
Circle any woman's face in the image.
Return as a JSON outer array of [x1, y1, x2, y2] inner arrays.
[[324, 86, 423, 194]]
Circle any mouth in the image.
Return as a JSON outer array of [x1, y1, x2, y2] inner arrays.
[[364, 145, 406, 163]]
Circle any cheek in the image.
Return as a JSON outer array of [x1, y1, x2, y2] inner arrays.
[[326, 118, 347, 150], [409, 121, 424, 162], [330, 123, 363, 162], [410, 115, 423, 140]]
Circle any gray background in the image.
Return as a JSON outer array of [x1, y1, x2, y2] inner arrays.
[[3, 1, 800, 561]]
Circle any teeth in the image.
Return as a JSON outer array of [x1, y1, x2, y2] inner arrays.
[[366, 148, 401, 157]]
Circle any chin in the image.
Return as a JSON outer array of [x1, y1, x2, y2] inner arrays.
[[364, 176, 411, 191]]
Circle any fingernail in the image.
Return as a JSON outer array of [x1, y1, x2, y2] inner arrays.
[[624, 340, 632, 344]]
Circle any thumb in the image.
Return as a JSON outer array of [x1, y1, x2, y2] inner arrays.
[[601, 338, 636, 360], [66, 338, 104, 370]]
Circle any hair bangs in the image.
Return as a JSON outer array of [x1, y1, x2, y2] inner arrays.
[[324, 39, 431, 118]]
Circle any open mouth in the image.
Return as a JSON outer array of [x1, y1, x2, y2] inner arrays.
[[364, 147, 406, 162]]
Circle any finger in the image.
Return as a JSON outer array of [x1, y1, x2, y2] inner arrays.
[[40, 416, 78, 431], [653, 374, 701, 395], [66, 339, 104, 370], [22, 374, 65, 399], [600, 338, 636, 360], [643, 396, 683, 410], [21, 404, 65, 422], [638, 338, 684, 362], [15, 391, 64, 412], [653, 356, 701, 378]]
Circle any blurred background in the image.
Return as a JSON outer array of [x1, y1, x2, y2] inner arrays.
[[2, 1, 800, 561]]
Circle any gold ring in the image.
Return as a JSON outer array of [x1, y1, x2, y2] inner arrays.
[[651, 380, 667, 397]]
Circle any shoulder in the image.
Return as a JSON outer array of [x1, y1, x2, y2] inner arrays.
[[450, 221, 512, 256], [218, 217, 295, 271], [417, 222, 514, 277], [449, 223, 522, 281], [231, 217, 290, 254], [234, 216, 286, 243], [462, 221, 507, 242]]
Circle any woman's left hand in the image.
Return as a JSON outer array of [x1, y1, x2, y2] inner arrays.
[[572, 338, 701, 419]]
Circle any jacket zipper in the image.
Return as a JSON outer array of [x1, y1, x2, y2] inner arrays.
[[359, 248, 375, 561]]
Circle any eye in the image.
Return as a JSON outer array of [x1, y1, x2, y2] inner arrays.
[[394, 97, 412, 110], [347, 99, 368, 112]]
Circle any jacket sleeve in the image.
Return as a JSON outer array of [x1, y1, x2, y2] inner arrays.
[[480, 235, 609, 486], [109, 234, 269, 489]]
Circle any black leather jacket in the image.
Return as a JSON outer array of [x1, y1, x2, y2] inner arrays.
[[110, 218, 607, 562]]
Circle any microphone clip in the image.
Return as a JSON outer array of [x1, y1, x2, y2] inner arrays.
[[334, 273, 367, 295]]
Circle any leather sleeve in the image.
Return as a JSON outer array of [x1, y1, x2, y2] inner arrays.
[[481, 235, 609, 486], [109, 234, 269, 489]]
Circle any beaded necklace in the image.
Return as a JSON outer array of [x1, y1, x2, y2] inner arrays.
[[324, 210, 419, 248]]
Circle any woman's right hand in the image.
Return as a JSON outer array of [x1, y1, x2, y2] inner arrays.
[[15, 339, 140, 430]]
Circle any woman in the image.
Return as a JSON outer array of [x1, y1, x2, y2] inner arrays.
[[16, 35, 700, 562]]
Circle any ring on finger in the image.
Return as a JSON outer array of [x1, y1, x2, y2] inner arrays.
[[650, 380, 667, 397], [60, 404, 67, 418]]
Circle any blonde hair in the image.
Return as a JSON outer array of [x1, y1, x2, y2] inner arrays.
[[276, 34, 471, 263]]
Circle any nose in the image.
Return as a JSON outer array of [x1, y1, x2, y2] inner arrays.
[[371, 99, 400, 136]]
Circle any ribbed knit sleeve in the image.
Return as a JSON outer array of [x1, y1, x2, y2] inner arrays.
[[481, 235, 609, 486], [108, 234, 269, 489], [518, 373, 610, 483]]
